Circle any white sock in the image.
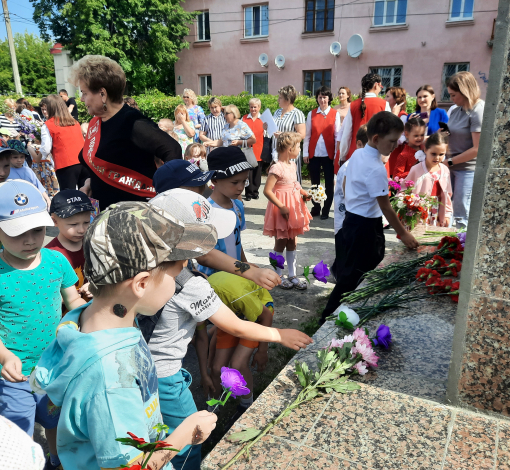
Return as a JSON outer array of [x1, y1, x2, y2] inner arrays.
[[240, 394, 253, 408], [275, 251, 284, 276], [286, 250, 297, 278]]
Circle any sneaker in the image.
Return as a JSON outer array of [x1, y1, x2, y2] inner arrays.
[[224, 404, 249, 432], [44, 458, 63, 470]]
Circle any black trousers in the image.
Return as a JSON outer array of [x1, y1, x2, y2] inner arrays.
[[55, 163, 89, 191], [245, 162, 263, 198], [308, 157, 334, 215], [321, 212, 385, 321]]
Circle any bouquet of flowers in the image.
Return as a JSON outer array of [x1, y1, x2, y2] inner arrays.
[[388, 176, 403, 197], [390, 180, 437, 231], [308, 184, 326, 204], [15, 114, 41, 141]]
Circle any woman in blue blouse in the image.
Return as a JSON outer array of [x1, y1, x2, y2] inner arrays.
[[182, 88, 205, 142], [409, 84, 448, 135]]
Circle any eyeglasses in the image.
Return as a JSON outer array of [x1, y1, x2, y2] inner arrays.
[[183, 96, 190, 99]]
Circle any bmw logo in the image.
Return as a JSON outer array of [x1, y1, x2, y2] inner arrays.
[[14, 193, 28, 206]]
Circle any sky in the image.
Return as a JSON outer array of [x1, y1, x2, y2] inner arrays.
[[1, 0, 42, 41]]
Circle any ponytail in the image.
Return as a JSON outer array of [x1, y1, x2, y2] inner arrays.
[[360, 73, 382, 119]]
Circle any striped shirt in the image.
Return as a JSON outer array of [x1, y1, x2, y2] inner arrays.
[[202, 113, 227, 141], [271, 108, 306, 154], [0, 115, 20, 132]]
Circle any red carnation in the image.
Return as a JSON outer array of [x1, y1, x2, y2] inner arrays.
[[453, 252, 464, 261], [127, 432, 146, 445], [444, 267, 459, 277], [416, 268, 431, 281], [452, 281, 460, 291], [450, 294, 459, 302], [427, 270, 440, 280], [442, 279, 453, 291], [447, 260, 462, 271]]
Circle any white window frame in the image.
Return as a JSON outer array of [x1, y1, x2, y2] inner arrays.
[[196, 11, 210, 42], [449, 0, 474, 21], [441, 63, 470, 101], [199, 75, 212, 95], [373, 0, 407, 27], [245, 73, 268, 95], [244, 4, 269, 38], [369, 66, 403, 90]]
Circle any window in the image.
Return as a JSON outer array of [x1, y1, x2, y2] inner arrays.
[[245, 73, 268, 95], [304, 70, 331, 96], [245, 5, 269, 37], [199, 75, 212, 95], [197, 11, 210, 41], [369, 66, 402, 90], [373, 0, 407, 26], [449, 0, 474, 20], [305, 0, 335, 33], [441, 63, 470, 101]]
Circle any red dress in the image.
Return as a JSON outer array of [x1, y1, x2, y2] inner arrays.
[[393, 144, 419, 179]]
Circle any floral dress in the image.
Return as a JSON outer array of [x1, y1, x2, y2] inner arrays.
[[173, 125, 194, 156], [220, 121, 254, 147], [187, 105, 205, 142]]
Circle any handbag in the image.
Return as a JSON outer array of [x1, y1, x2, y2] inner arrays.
[[260, 136, 272, 163], [241, 139, 258, 168]]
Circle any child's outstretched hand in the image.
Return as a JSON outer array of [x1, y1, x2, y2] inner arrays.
[[278, 329, 313, 350], [177, 411, 217, 446], [201, 373, 215, 398], [279, 206, 290, 221], [400, 231, 419, 250]]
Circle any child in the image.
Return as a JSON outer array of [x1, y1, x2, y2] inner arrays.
[[158, 118, 179, 141], [31, 201, 218, 470], [46, 190, 94, 306], [0, 180, 86, 470], [263, 132, 311, 290], [392, 117, 426, 179], [406, 132, 452, 227], [184, 142, 209, 171], [321, 112, 419, 322], [0, 148, 10, 183]]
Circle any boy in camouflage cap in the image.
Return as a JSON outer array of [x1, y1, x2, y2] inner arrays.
[[30, 201, 218, 470]]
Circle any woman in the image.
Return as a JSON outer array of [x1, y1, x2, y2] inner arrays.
[[204, 104, 255, 149], [0, 100, 20, 133], [411, 85, 448, 135], [173, 104, 195, 156], [337, 73, 389, 172], [15, 98, 43, 122], [242, 98, 264, 201], [69, 55, 181, 210], [183, 88, 205, 142], [446, 71, 484, 229], [333, 86, 352, 124], [304, 86, 341, 219], [386, 86, 408, 118]]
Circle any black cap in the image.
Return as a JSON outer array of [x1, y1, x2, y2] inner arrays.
[[153, 160, 214, 193], [49, 189, 94, 218], [207, 147, 252, 179]]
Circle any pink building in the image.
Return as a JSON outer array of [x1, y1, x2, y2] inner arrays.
[[175, 0, 496, 104]]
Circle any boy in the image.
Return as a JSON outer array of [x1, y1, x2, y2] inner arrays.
[[200, 97, 226, 150], [321, 112, 419, 322], [31, 201, 218, 470], [0, 148, 10, 183], [0, 180, 86, 470], [46, 190, 94, 304]]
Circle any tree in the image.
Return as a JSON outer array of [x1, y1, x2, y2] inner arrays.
[[30, 0, 198, 94], [0, 33, 56, 95]]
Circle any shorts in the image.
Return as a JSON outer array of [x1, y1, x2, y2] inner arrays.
[[216, 303, 274, 350], [0, 379, 60, 436]]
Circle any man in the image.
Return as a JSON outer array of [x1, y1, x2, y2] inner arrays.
[[58, 89, 79, 121]]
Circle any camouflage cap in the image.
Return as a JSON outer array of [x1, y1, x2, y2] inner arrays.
[[83, 201, 218, 286]]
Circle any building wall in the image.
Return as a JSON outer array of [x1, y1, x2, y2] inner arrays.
[[175, 0, 496, 103], [52, 50, 78, 97]]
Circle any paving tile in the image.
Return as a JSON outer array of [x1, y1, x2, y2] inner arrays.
[[496, 421, 510, 470], [285, 446, 370, 469], [443, 412, 497, 470], [305, 385, 450, 469]]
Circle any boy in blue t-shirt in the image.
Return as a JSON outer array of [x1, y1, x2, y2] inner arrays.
[[0, 180, 86, 470], [197, 147, 253, 276]]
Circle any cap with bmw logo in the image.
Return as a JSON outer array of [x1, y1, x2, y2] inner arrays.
[[0, 179, 53, 236]]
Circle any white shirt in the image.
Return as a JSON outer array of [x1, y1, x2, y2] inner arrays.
[[303, 106, 342, 158], [339, 93, 391, 161], [344, 144, 389, 218], [334, 160, 349, 234], [244, 112, 261, 121], [40, 124, 52, 158]]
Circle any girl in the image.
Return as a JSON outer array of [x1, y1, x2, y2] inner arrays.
[[184, 142, 208, 171], [173, 104, 195, 156], [263, 132, 312, 290], [405, 132, 452, 227], [393, 117, 426, 179]]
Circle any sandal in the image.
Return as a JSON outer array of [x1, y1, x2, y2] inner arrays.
[[278, 276, 294, 290], [288, 276, 308, 290]]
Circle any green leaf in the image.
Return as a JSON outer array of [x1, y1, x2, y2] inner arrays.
[[226, 428, 262, 443], [206, 398, 221, 406], [339, 311, 347, 322], [303, 266, 311, 283]]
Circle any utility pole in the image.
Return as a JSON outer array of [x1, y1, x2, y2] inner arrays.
[[1, 0, 22, 95]]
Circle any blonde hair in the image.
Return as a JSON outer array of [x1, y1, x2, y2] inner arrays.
[[158, 118, 174, 133], [174, 104, 191, 122], [276, 131, 302, 153], [278, 85, 297, 104], [223, 104, 241, 120], [249, 98, 262, 107], [208, 96, 222, 108], [183, 89, 198, 105], [69, 55, 126, 103], [184, 143, 206, 160], [4, 99, 16, 109], [447, 71, 481, 110]]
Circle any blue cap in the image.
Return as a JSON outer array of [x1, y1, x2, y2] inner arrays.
[[0, 179, 53, 236], [153, 160, 214, 194]]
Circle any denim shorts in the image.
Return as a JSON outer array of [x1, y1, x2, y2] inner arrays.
[[0, 379, 60, 435]]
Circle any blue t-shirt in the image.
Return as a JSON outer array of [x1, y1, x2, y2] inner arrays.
[[197, 198, 246, 276], [8, 166, 46, 194], [0, 249, 77, 375], [426, 108, 449, 135]]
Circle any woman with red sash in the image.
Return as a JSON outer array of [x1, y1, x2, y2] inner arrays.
[[69, 55, 182, 210], [242, 98, 264, 201], [303, 86, 341, 220]]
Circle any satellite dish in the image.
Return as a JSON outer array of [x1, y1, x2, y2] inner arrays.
[[330, 41, 341, 56], [347, 34, 364, 58], [275, 55, 285, 70], [259, 53, 269, 68]]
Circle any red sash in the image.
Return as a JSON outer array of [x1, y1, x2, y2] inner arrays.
[[83, 117, 156, 197]]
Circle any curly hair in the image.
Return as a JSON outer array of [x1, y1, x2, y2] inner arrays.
[[183, 89, 198, 105], [360, 73, 382, 119], [276, 131, 302, 153], [386, 86, 407, 106], [278, 85, 297, 105]]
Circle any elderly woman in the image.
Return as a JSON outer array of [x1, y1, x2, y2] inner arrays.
[[183, 88, 205, 142], [446, 71, 484, 229], [410, 85, 448, 135], [173, 104, 195, 156], [204, 104, 255, 150], [0, 99, 21, 133], [70, 55, 181, 210], [242, 98, 264, 200]]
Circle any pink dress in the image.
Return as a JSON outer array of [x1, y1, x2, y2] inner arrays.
[[263, 161, 312, 239]]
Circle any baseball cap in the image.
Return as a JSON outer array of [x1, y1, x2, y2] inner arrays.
[[49, 189, 94, 218], [153, 160, 214, 193], [207, 147, 252, 179], [0, 128, 13, 137], [0, 147, 21, 159], [150, 188, 236, 239], [83, 201, 218, 286], [0, 180, 53, 237]]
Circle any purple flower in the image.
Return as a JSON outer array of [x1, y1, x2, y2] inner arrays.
[[312, 261, 330, 283], [269, 252, 285, 270], [389, 181, 401, 191], [457, 232, 466, 248], [220, 367, 250, 398], [372, 325, 392, 349], [405, 180, 414, 188]]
